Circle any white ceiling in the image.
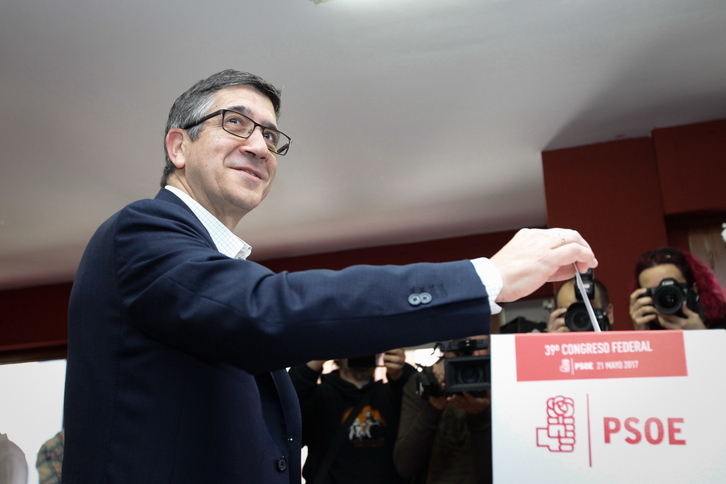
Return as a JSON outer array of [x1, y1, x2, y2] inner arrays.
[[1, 0, 726, 289]]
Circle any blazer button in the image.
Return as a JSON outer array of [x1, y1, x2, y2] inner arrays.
[[408, 293, 421, 306], [419, 292, 432, 304], [276, 456, 288, 472]]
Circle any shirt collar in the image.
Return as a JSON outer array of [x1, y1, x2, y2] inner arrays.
[[164, 185, 251, 260]]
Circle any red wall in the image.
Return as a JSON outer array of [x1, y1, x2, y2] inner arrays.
[[542, 119, 726, 329], [653, 119, 726, 215], [0, 283, 70, 363]]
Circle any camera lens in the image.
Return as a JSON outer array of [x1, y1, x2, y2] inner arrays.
[[652, 286, 684, 314], [571, 311, 591, 330], [445, 355, 491, 394], [565, 302, 593, 331], [457, 365, 484, 384], [662, 296, 677, 308]]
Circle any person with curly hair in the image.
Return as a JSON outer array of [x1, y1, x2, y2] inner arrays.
[[629, 247, 726, 330]]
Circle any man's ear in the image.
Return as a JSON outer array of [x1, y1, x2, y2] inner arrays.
[[165, 128, 187, 169]]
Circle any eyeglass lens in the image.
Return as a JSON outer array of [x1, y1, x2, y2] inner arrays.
[[221, 111, 290, 155]]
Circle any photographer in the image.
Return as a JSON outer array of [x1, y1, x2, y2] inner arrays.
[[547, 276, 613, 333], [394, 336, 491, 484], [629, 247, 726, 330], [289, 349, 415, 484]]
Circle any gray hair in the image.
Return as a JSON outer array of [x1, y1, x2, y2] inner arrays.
[[160, 69, 282, 187]]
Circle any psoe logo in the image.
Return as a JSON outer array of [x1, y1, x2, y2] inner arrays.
[[536, 396, 576, 452]]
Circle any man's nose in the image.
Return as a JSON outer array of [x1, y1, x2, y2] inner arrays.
[[242, 126, 271, 158]]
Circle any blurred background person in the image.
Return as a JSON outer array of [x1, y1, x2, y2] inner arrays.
[[0, 432, 27, 484], [629, 247, 726, 330], [394, 336, 491, 484], [36, 429, 64, 484], [289, 349, 415, 484]]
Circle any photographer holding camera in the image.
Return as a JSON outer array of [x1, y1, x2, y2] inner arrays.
[[547, 272, 613, 333], [394, 336, 492, 484], [289, 349, 415, 484], [629, 247, 726, 330]]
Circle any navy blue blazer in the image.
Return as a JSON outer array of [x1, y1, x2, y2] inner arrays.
[[62, 189, 491, 483]]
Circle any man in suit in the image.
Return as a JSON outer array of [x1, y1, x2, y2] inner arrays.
[[62, 69, 597, 483]]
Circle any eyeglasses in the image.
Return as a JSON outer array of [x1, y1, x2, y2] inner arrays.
[[182, 109, 292, 156]]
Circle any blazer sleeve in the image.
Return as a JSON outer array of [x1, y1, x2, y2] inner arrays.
[[111, 196, 493, 374]]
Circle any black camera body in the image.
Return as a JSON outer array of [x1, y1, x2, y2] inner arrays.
[[642, 277, 698, 319], [574, 268, 596, 302], [565, 268, 610, 332], [416, 365, 446, 399], [416, 338, 490, 399]]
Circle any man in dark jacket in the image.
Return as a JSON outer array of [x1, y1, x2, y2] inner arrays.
[[61, 68, 597, 483]]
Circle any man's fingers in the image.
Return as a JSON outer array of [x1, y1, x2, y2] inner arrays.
[[547, 244, 598, 282], [492, 227, 597, 302], [551, 228, 592, 250]]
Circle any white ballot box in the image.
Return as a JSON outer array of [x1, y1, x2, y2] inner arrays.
[[491, 330, 726, 483]]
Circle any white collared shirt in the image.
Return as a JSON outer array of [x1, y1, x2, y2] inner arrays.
[[470, 257, 502, 314], [165, 185, 251, 260]]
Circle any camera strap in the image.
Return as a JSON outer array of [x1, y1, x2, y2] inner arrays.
[[312, 385, 374, 484]]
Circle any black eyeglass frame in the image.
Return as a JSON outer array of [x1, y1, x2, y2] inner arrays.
[[181, 109, 292, 156]]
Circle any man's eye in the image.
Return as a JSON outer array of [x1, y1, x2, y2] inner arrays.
[[263, 130, 280, 144], [224, 113, 253, 129]]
